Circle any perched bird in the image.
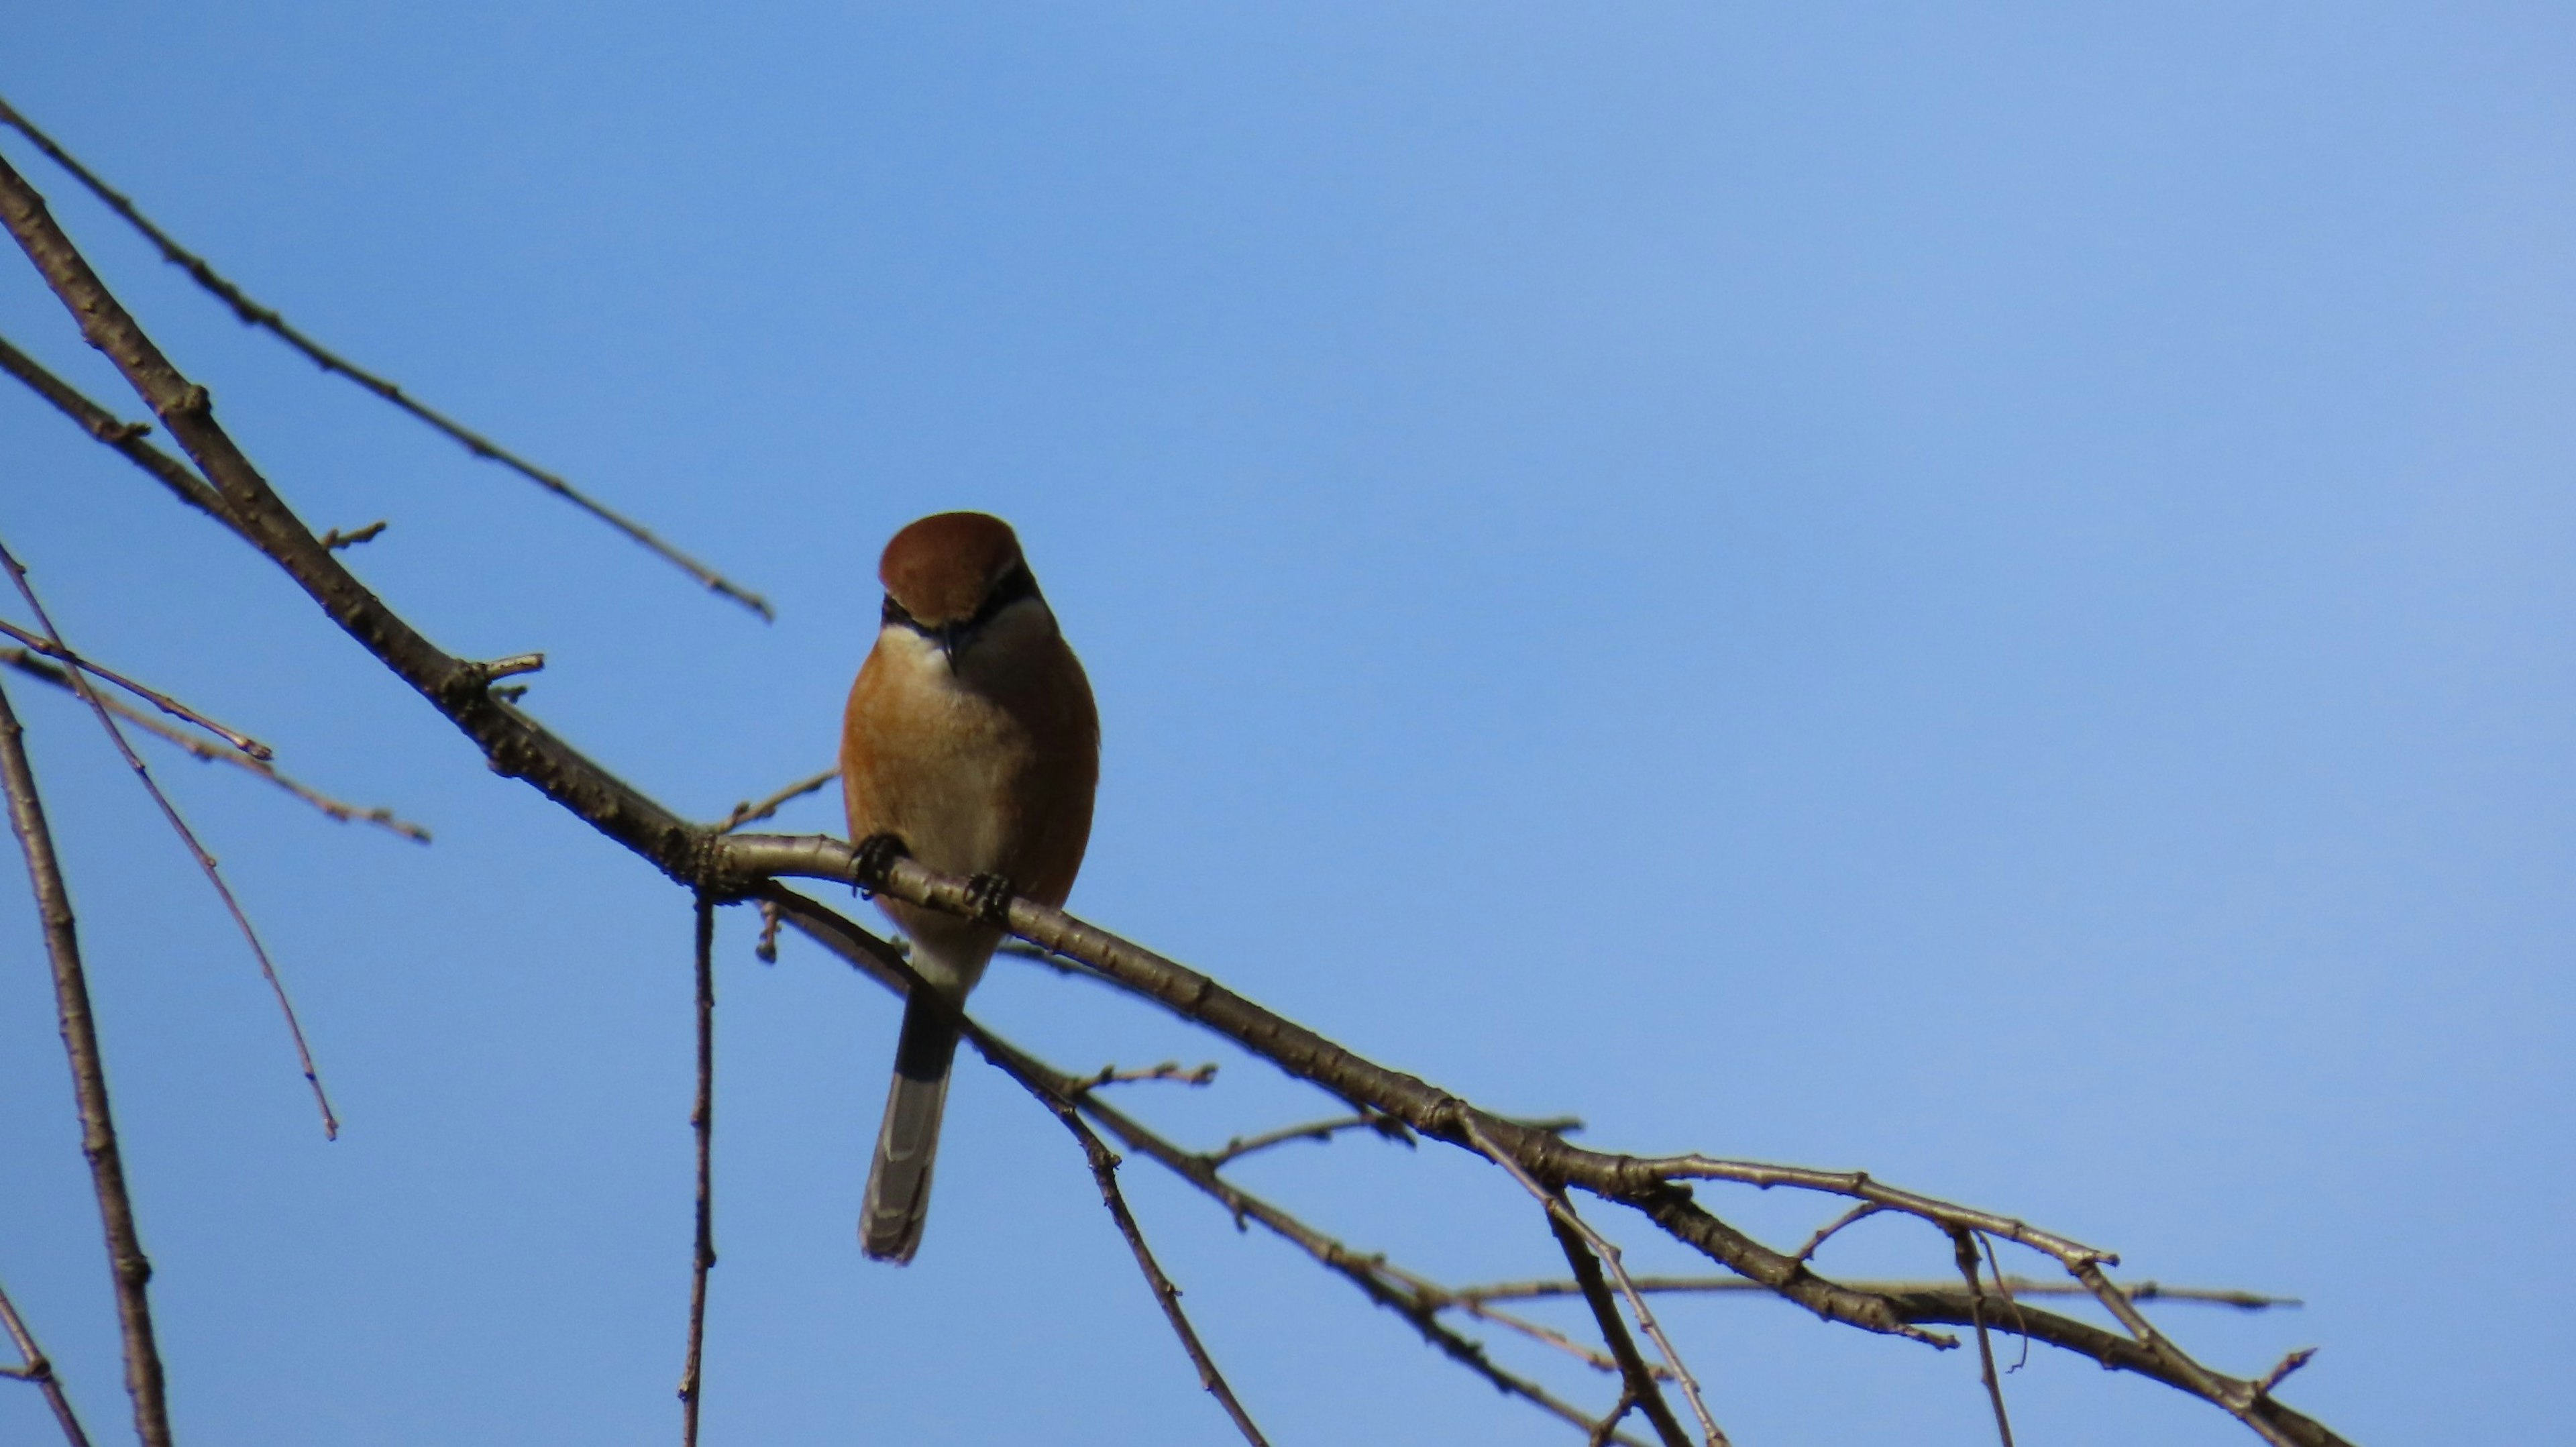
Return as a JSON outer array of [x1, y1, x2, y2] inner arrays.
[[841, 512, 1099, 1262]]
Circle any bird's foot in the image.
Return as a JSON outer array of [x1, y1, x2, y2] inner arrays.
[[851, 832, 910, 896], [963, 872, 1018, 926]]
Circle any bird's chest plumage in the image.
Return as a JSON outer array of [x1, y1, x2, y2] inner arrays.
[[842, 629, 1042, 877]]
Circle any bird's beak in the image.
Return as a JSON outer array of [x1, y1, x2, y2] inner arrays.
[[936, 623, 966, 672]]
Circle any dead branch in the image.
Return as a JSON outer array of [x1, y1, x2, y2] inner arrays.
[[0, 676, 172, 1447]]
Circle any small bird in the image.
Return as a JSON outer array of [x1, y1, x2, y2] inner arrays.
[[841, 512, 1099, 1262]]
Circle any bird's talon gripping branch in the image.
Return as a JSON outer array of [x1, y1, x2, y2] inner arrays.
[[850, 831, 910, 895], [964, 871, 1018, 925]]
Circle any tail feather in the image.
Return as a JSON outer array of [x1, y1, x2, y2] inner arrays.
[[860, 992, 961, 1263]]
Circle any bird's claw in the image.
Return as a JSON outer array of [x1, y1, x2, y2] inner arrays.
[[963, 873, 1018, 926], [851, 832, 910, 896]]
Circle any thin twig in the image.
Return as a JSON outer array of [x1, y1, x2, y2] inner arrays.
[[1204, 1114, 1385, 1168], [1548, 1205, 1693, 1447], [1467, 1118, 1729, 1446], [0, 95, 773, 621], [1073, 1061, 1219, 1091], [718, 767, 837, 833], [1793, 1201, 1885, 1262], [317, 521, 384, 550], [0, 1271, 94, 1447], [2, 648, 429, 842], [0, 538, 337, 1136], [2253, 1348, 2317, 1398], [0, 676, 171, 1447], [1043, 1095, 1271, 1446], [678, 895, 715, 1446], [0, 618, 269, 759], [1951, 1228, 2017, 1447]]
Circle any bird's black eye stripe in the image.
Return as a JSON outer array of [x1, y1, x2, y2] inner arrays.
[[971, 562, 1040, 629], [878, 562, 1040, 641]]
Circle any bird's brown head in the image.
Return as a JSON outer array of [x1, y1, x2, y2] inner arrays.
[[877, 513, 1045, 667]]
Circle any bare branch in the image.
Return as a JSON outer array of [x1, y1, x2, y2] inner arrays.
[[0, 537, 337, 1136], [2, 647, 429, 842], [0, 94, 773, 620], [677, 896, 715, 1447], [0, 618, 269, 759], [0, 148, 2356, 1446], [0, 1272, 95, 1447], [316, 521, 384, 550], [0, 676, 172, 1447]]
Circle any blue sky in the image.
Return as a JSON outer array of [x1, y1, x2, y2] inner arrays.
[[2, 5, 2569, 1443]]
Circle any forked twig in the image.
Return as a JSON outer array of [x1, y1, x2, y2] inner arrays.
[[0, 95, 774, 621], [0, 1271, 95, 1447], [0, 539, 337, 1136]]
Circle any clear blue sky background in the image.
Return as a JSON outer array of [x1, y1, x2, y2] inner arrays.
[[3, 5, 2569, 1444]]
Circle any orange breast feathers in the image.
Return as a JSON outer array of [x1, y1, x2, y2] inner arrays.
[[840, 632, 1097, 913]]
